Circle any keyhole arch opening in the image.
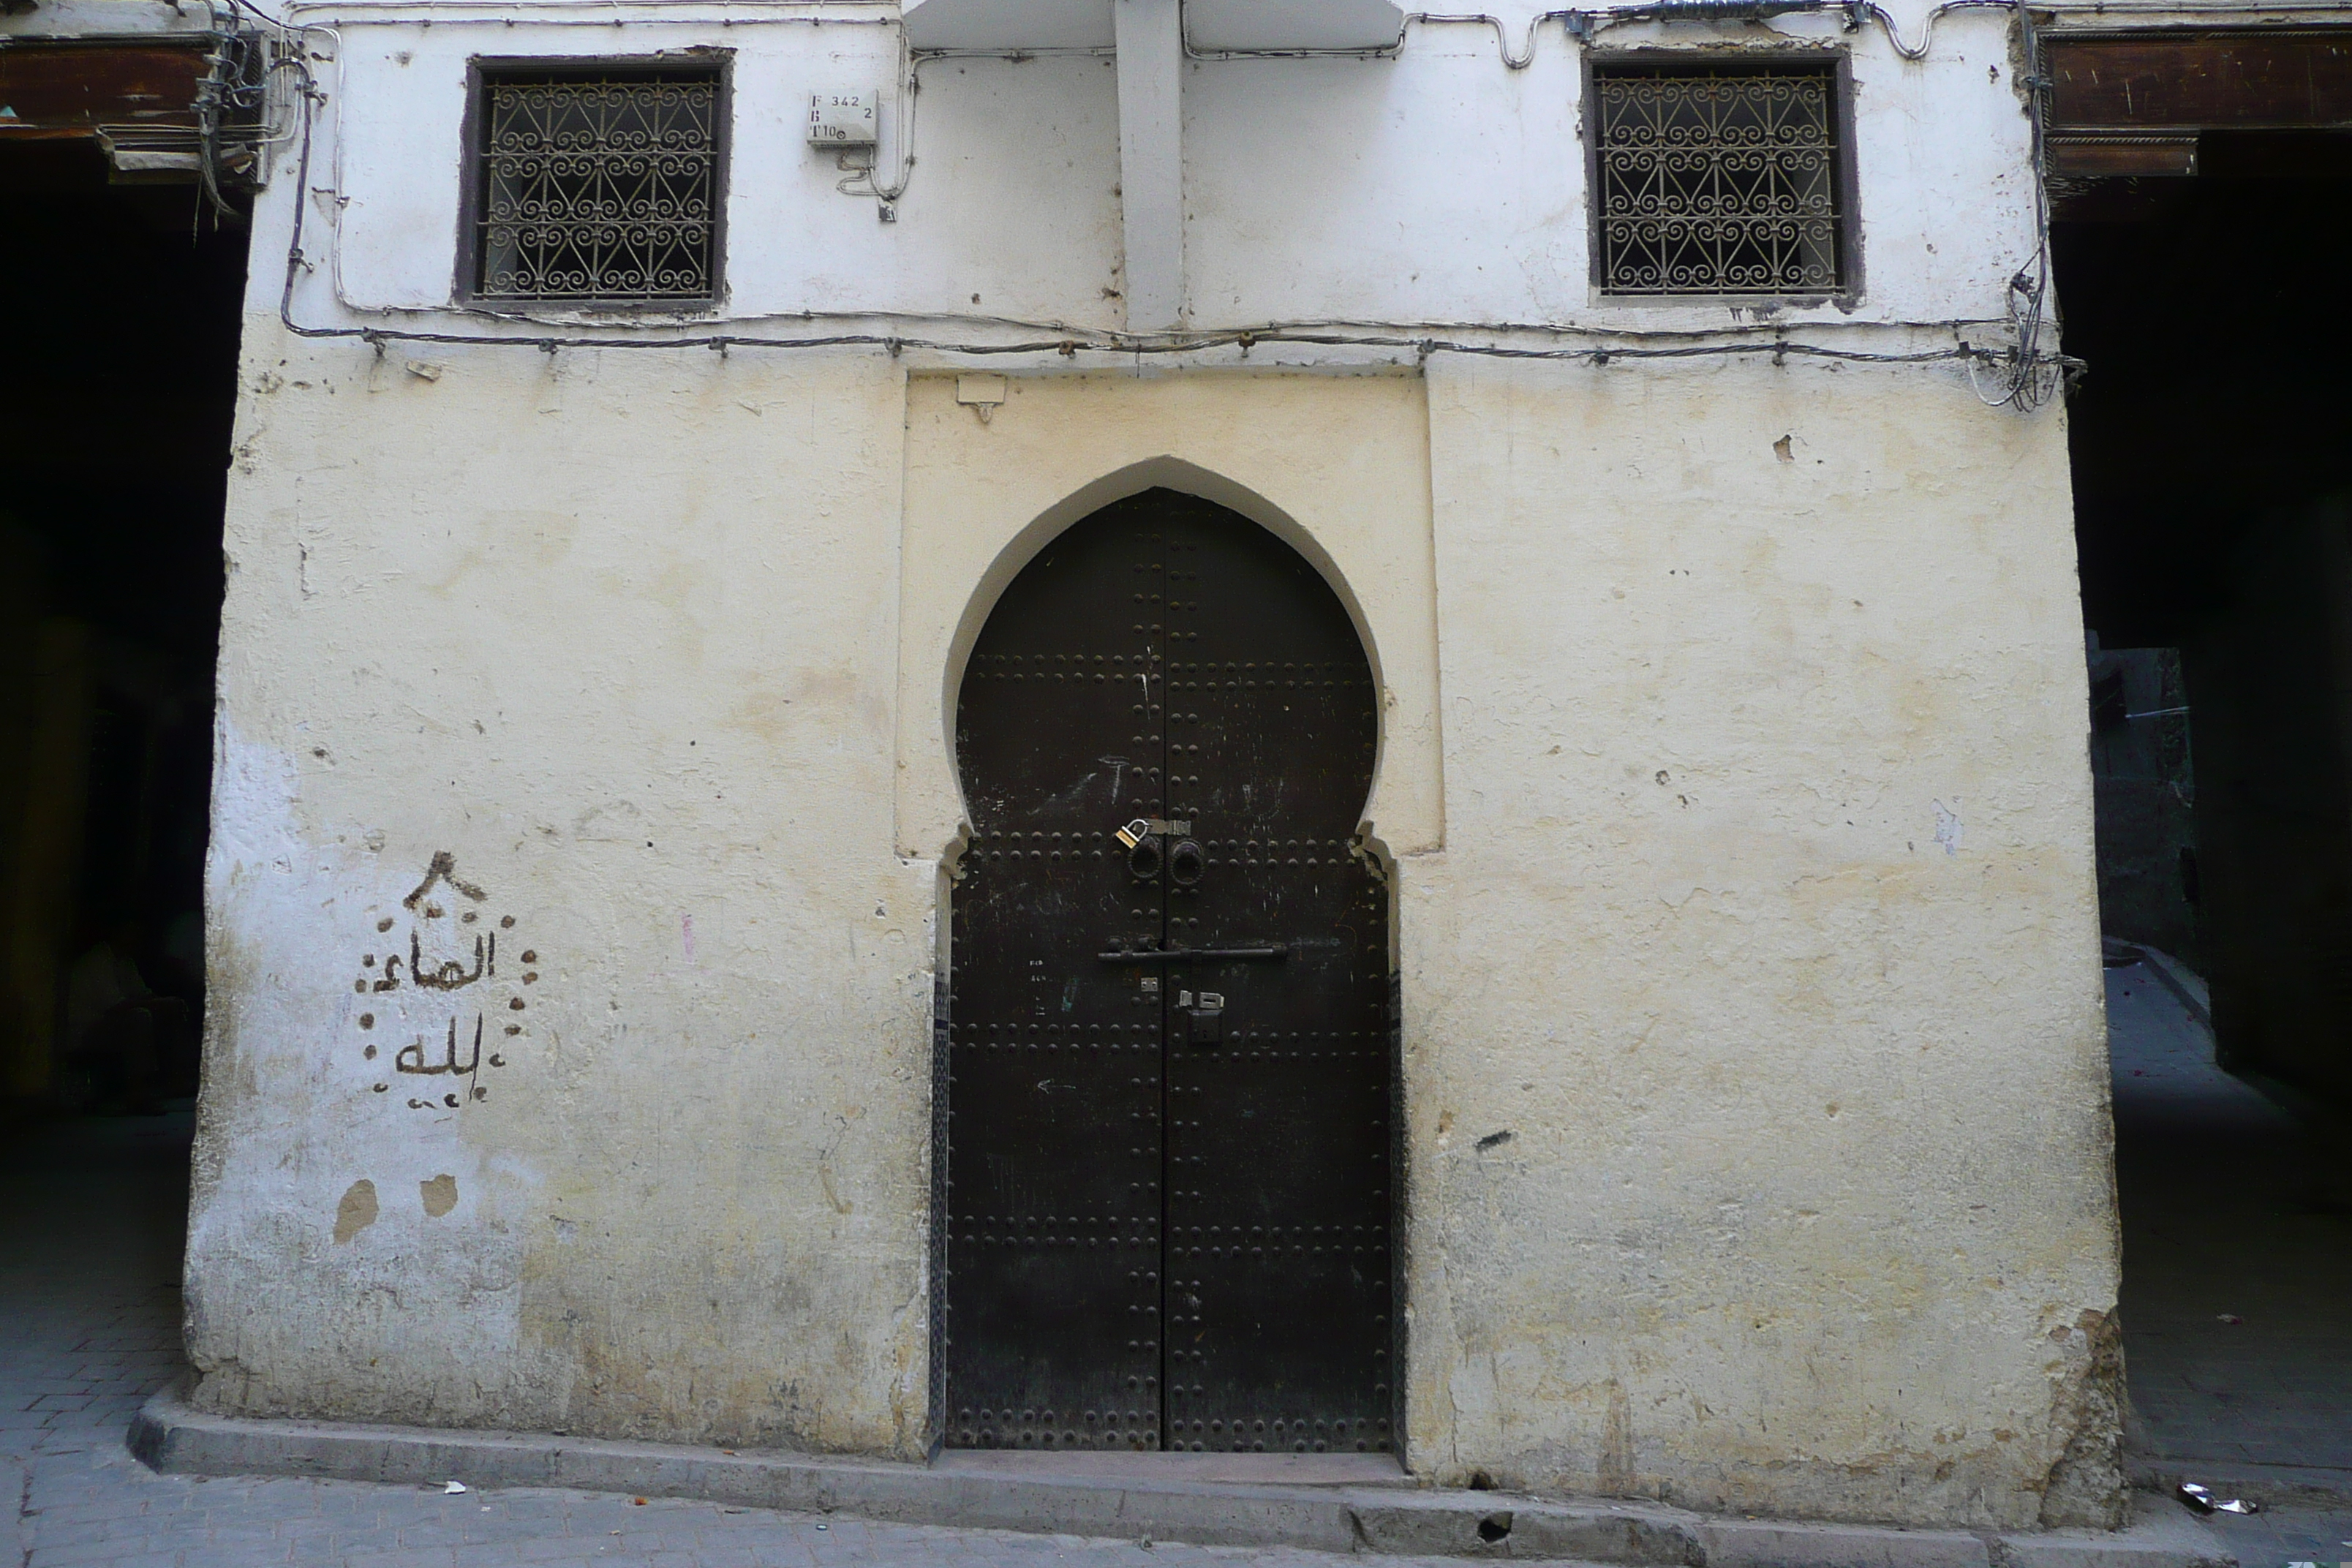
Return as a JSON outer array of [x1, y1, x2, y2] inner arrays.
[[939, 459, 1392, 842], [953, 489, 1379, 843]]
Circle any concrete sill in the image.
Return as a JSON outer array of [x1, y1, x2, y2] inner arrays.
[[131, 1382, 2231, 1566]]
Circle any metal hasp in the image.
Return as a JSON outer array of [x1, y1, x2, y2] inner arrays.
[[947, 489, 1392, 1455]]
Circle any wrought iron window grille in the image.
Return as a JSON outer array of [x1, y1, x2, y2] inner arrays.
[[472, 69, 720, 304], [1592, 62, 1847, 297]]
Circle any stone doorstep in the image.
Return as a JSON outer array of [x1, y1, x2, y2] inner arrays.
[[129, 1385, 2232, 1568]]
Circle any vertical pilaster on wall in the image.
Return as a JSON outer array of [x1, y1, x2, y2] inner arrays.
[[1115, 0, 1184, 331]]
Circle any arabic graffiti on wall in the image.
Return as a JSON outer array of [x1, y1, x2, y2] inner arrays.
[[355, 852, 537, 1111]]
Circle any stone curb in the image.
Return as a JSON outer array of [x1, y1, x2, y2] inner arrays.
[[130, 1386, 2232, 1567]]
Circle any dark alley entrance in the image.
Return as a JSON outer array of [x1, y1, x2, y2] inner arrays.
[[0, 136, 245, 1118], [2055, 129, 2352, 1502]]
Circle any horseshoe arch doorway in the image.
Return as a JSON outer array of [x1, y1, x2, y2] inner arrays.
[[942, 486, 1396, 1455]]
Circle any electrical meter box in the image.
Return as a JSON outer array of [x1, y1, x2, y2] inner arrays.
[[808, 91, 878, 148]]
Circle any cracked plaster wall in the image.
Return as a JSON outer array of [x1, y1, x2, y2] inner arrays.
[[187, 323, 2119, 1525], [1402, 355, 2119, 1528], [189, 327, 932, 1455]]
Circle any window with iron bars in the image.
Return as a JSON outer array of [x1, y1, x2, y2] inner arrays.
[[1591, 61, 1848, 297], [470, 66, 722, 304]]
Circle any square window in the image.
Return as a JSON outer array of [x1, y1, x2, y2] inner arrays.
[[470, 66, 723, 304], [1591, 61, 1849, 297]]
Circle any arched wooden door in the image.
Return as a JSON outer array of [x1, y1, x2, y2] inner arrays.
[[946, 488, 1394, 1455]]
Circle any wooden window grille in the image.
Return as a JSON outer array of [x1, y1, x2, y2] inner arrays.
[[1593, 62, 1847, 296], [472, 68, 720, 303]]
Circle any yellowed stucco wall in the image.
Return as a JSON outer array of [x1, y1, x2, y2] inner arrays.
[[894, 370, 1444, 866], [193, 327, 933, 1453], [188, 319, 2118, 1528], [1405, 356, 2118, 1526]]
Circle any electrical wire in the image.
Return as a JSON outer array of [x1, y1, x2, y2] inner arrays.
[[263, 0, 2077, 396], [1964, 1, 2059, 408], [837, 41, 1123, 208], [1405, 12, 1550, 69], [1177, 0, 2034, 67], [284, 0, 898, 9]]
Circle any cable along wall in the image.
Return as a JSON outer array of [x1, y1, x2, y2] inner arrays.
[[253, 0, 2069, 404]]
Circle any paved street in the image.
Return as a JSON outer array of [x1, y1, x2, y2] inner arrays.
[[4, 965, 2349, 1567], [2105, 956, 2352, 1568], [2110, 960, 2352, 1480]]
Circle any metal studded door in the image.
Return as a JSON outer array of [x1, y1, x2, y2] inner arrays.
[[946, 488, 1392, 1456]]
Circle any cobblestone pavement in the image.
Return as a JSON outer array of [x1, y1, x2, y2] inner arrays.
[[6, 972, 2351, 1567]]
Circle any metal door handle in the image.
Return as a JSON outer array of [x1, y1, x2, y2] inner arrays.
[[1097, 945, 1288, 962], [1126, 835, 1164, 881]]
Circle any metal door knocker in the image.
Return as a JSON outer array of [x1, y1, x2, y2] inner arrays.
[[1168, 839, 1205, 887], [1127, 834, 1164, 881]]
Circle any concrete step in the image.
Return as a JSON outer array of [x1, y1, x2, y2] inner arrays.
[[130, 1384, 2235, 1567]]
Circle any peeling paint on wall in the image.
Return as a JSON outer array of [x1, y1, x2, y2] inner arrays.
[[186, 330, 2116, 1525], [2038, 1308, 2127, 1529], [332, 1180, 377, 1244], [188, 341, 935, 1460]]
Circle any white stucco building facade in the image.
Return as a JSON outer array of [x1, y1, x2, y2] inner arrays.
[[170, 0, 2127, 1531]]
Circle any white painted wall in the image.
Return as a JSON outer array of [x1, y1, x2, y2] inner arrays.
[[1115, 0, 1186, 329], [296, 1, 2035, 335], [327, 29, 1127, 327], [183, 0, 2122, 1532]]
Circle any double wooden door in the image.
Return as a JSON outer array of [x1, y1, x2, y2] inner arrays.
[[944, 489, 1393, 1455]]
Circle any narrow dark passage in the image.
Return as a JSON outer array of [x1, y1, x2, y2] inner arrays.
[[2060, 148, 2352, 1542]]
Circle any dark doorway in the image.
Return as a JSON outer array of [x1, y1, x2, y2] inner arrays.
[[943, 489, 1395, 1456], [0, 139, 242, 1118], [2057, 141, 2352, 1504], [2059, 154, 2352, 1102]]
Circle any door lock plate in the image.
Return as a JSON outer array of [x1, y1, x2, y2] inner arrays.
[[1183, 990, 1225, 1047]]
